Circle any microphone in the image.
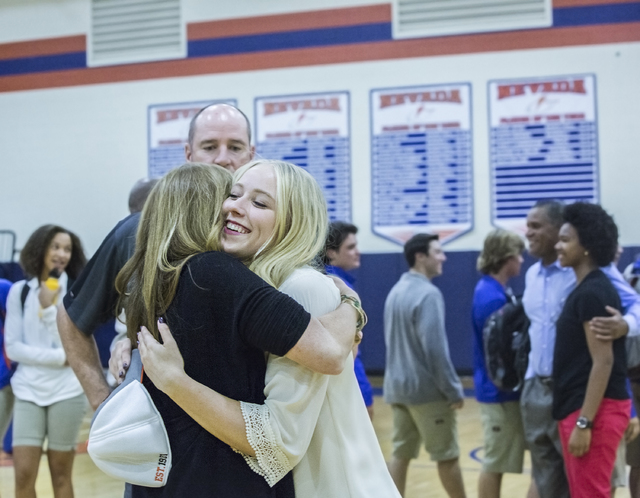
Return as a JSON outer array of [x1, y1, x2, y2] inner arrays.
[[44, 269, 62, 291]]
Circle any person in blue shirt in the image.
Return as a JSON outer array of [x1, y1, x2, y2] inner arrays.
[[472, 229, 525, 498], [522, 199, 640, 498], [325, 221, 374, 419], [0, 278, 15, 450]]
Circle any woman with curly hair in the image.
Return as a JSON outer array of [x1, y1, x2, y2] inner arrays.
[[5, 224, 87, 498], [553, 202, 630, 497]]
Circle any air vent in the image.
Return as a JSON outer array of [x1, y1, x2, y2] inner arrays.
[[392, 0, 552, 39], [88, 0, 185, 67]]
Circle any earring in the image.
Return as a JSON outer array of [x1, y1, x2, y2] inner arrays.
[[584, 251, 589, 256]]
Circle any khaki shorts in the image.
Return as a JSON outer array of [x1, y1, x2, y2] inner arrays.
[[479, 401, 525, 474], [391, 401, 459, 462], [612, 438, 627, 488], [13, 394, 87, 451], [0, 385, 14, 439], [628, 430, 640, 468]]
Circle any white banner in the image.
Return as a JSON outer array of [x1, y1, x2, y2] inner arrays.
[[255, 92, 351, 221], [489, 75, 598, 233], [370, 83, 473, 245], [148, 99, 236, 178]]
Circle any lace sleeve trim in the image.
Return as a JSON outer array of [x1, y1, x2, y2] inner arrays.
[[238, 401, 292, 487]]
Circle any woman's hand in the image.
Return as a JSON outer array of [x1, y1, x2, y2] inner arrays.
[[137, 321, 186, 396], [38, 284, 60, 309], [626, 417, 640, 443], [328, 276, 365, 344], [109, 338, 132, 385], [450, 400, 464, 410], [568, 426, 591, 457], [328, 276, 359, 301]]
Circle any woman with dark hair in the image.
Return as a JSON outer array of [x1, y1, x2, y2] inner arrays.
[[4, 224, 87, 498], [553, 202, 630, 497]]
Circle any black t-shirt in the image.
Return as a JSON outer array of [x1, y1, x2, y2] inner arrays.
[[63, 213, 140, 334], [133, 251, 309, 497], [552, 269, 628, 420]]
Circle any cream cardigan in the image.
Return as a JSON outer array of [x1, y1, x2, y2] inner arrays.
[[240, 267, 400, 498]]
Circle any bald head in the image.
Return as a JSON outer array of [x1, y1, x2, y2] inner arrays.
[[128, 178, 159, 214], [185, 104, 254, 172]]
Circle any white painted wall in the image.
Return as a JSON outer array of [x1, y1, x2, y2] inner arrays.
[[0, 0, 89, 43], [1, 1, 639, 255], [182, 0, 389, 23], [0, 0, 388, 44]]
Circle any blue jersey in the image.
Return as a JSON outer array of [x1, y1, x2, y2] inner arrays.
[[325, 266, 373, 407]]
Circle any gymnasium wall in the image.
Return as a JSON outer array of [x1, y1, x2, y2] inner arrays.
[[1, 0, 639, 372]]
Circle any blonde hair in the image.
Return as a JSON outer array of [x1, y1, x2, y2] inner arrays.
[[233, 160, 328, 289], [477, 228, 525, 275], [116, 163, 233, 340]]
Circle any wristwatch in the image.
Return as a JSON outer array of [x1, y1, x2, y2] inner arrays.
[[576, 416, 593, 429]]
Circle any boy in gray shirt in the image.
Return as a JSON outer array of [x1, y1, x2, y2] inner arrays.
[[384, 233, 466, 498]]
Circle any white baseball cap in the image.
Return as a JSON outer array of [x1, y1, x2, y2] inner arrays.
[[88, 350, 171, 487]]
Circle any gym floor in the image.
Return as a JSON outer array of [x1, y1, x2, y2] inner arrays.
[[0, 378, 632, 497]]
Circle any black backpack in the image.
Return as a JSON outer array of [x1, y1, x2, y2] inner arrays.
[[482, 295, 530, 392], [19, 277, 75, 313]]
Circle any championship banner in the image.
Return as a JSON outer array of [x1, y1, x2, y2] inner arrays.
[[148, 99, 236, 178], [370, 83, 473, 245], [489, 75, 598, 232], [254, 92, 351, 222]]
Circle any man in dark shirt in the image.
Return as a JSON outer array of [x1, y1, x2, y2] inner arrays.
[[58, 103, 258, 409], [128, 178, 159, 214], [59, 103, 360, 411]]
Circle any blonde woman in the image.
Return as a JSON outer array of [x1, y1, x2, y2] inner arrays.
[[129, 160, 400, 497], [114, 162, 361, 497]]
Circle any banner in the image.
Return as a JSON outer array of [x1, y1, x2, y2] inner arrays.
[[489, 75, 598, 232], [255, 92, 351, 221], [370, 84, 473, 245], [148, 99, 236, 178]]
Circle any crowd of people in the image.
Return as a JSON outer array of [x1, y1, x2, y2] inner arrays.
[[383, 200, 640, 498], [0, 101, 639, 497]]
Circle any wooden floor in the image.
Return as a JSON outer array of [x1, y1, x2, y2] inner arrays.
[[0, 379, 633, 498]]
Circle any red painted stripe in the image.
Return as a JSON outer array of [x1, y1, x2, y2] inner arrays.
[[1, 22, 638, 93], [0, 35, 85, 61], [187, 5, 391, 40]]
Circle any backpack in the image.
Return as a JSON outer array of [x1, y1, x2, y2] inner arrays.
[[19, 277, 75, 313], [482, 295, 530, 392]]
